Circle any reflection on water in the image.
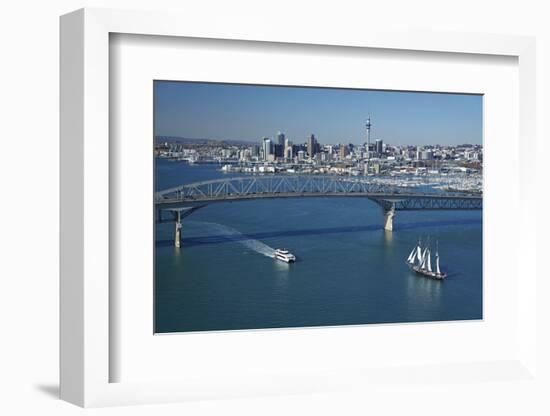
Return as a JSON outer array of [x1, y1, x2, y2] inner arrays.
[[273, 260, 291, 291], [273, 259, 291, 271], [417, 274, 443, 301], [172, 246, 183, 264], [156, 219, 481, 248], [405, 270, 443, 316], [383, 230, 393, 246]]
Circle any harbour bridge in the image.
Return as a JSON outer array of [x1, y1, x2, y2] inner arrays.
[[155, 175, 482, 247]]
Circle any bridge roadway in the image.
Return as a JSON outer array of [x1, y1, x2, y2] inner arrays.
[[156, 191, 482, 206], [155, 175, 482, 247]]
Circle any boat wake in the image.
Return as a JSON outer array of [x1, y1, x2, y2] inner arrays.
[[190, 221, 276, 257]]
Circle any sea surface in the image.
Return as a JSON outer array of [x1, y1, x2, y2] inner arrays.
[[155, 158, 482, 333]]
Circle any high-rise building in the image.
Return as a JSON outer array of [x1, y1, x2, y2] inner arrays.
[[307, 134, 317, 158], [273, 143, 284, 158], [277, 131, 285, 146], [284, 138, 293, 160], [262, 137, 273, 161], [339, 143, 348, 159], [375, 139, 383, 155]]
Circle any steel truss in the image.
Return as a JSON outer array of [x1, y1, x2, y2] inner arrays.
[[155, 175, 482, 212]]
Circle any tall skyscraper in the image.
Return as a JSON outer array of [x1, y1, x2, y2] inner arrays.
[[273, 143, 284, 158], [262, 137, 273, 161], [307, 134, 317, 158], [277, 131, 285, 146], [375, 139, 383, 155]]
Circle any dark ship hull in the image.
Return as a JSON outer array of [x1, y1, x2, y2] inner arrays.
[[410, 264, 446, 280]]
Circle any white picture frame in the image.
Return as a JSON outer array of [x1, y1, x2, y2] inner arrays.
[[60, 8, 538, 407]]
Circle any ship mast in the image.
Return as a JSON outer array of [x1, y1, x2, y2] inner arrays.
[[435, 241, 441, 275]]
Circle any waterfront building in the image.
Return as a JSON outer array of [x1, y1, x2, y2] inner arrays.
[[239, 149, 251, 161]]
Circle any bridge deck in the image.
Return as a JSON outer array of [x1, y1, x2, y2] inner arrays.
[[155, 175, 482, 212], [155, 176, 482, 237], [156, 191, 482, 209]]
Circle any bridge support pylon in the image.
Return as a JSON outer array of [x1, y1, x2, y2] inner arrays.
[[383, 204, 395, 232], [158, 205, 207, 248]]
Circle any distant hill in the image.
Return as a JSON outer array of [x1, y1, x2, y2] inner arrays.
[[155, 136, 255, 146]]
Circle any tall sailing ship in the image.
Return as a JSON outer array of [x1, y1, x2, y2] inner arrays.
[[406, 240, 446, 280]]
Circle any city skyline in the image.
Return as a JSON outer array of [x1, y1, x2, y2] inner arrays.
[[154, 81, 483, 146]]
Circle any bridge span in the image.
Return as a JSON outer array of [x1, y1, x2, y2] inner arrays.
[[155, 175, 482, 247]]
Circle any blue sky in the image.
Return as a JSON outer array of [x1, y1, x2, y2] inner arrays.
[[154, 81, 482, 146]]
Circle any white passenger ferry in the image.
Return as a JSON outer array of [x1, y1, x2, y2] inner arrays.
[[273, 248, 296, 263]]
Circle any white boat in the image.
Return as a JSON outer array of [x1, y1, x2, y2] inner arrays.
[[406, 240, 446, 279], [273, 248, 296, 263]]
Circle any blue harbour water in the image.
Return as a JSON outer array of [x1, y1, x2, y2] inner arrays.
[[155, 158, 482, 333]]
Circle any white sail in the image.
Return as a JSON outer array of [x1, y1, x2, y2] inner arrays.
[[416, 245, 422, 264], [426, 250, 432, 272], [420, 247, 428, 269], [407, 247, 416, 264], [436, 253, 441, 275]]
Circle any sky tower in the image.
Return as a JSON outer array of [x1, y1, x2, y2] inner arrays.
[[365, 115, 372, 173]]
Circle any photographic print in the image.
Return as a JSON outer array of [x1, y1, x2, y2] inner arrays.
[[154, 81, 483, 333]]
